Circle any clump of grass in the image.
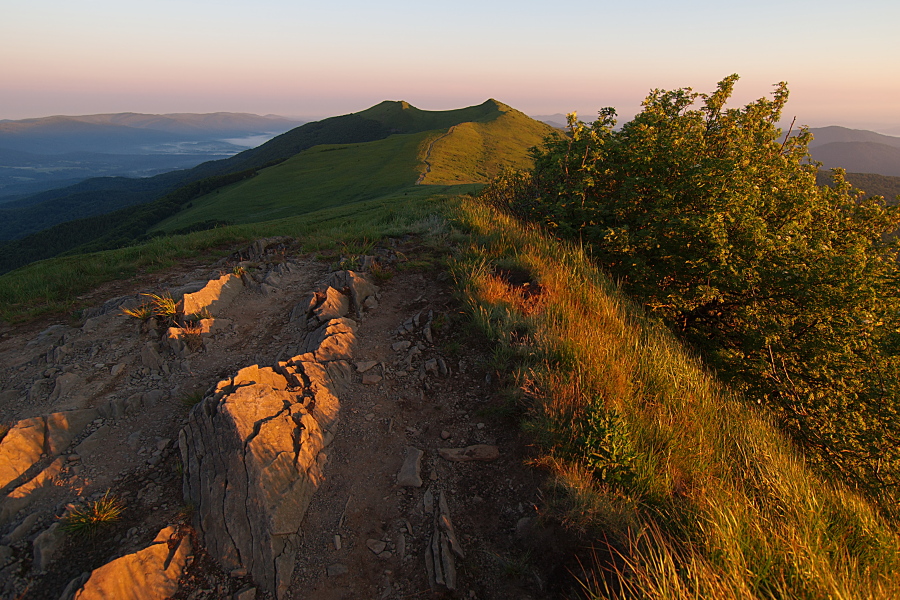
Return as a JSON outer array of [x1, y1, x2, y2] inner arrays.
[[181, 389, 205, 409], [121, 303, 154, 320], [62, 491, 125, 538], [369, 261, 393, 282], [190, 307, 213, 321], [181, 322, 204, 352], [144, 292, 178, 324]]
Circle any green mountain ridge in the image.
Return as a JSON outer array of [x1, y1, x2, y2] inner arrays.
[[0, 99, 557, 274], [155, 100, 555, 233]]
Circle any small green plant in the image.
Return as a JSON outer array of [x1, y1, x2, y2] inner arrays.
[[190, 307, 213, 321], [181, 389, 205, 408], [369, 261, 393, 282], [232, 265, 246, 276], [143, 292, 178, 324], [62, 491, 125, 537], [121, 303, 154, 320]]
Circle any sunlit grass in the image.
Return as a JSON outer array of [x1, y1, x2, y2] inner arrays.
[[451, 198, 900, 598]]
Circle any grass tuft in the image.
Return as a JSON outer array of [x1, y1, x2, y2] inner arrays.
[[61, 491, 125, 538]]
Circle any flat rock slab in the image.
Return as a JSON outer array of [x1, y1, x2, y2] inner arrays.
[[397, 446, 424, 487], [70, 527, 192, 600], [0, 417, 45, 489], [438, 445, 500, 463]]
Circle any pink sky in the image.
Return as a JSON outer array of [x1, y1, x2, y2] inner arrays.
[[2, 0, 898, 133]]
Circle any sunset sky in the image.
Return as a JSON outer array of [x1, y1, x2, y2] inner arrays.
[[2, 0, 898, 132]]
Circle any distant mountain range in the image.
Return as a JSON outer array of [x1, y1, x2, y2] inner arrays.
[[805, 126, 900, 177], [530, 114, 568, 129], [0, 100, 557, 274], [0, 112, 302, 154], [0, 112, 303, 199]]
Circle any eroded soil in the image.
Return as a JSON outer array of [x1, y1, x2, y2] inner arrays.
[[0, 240, 578, 600]]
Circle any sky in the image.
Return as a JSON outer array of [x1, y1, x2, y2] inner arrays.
[[2, 0, 899, 132]]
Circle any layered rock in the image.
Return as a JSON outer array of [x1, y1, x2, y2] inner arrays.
[[179, 273, 243, 317], [180, 320, 354, 598], [0, 408, 98, 526]]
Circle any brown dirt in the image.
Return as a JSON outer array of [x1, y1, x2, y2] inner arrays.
[[0, 240, 579, 600]]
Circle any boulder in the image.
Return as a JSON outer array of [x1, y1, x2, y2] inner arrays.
[[301, 318, 357, 363], [397, 447, 424, 487], [68, 526, 192, 600], [289, 293, 318, 322], [0, 457, 64, 527], [49, 373, 84, 404], [313, 287, 350, 322], [45, 409, 98, 455], [324, 271, 378, 317], [141, 342, 163, 371], [33, 521, 65, 570], [0, 417, 46, 490], [180, 360, 343, 598]]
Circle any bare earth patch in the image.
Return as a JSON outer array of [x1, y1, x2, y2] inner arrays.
[[0, 241, 573, 600]]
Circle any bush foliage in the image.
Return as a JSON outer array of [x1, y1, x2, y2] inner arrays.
[[485, 75, 900, 508]]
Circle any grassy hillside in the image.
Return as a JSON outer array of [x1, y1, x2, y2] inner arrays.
[[155, 132, 437, 231], [420, 107, 555, 184], [154, 102, 557, 233], [453, 198, 900, 598], [0, 191, 456, 323]]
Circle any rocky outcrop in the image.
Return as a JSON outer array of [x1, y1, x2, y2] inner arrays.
[[180, 311, 356, 598], [324, 270, 379, 318], [179, 273, 243, 317], [63, 526, 192, 600], [0, 408, 98, 526]]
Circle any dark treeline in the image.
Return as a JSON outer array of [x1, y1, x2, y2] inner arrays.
[[0, 163, 279, 274]]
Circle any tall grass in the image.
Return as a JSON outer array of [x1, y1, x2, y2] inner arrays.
[[451, 198, 900, 598]]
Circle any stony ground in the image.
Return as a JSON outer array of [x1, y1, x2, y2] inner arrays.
[[0, 239, 580, 600]]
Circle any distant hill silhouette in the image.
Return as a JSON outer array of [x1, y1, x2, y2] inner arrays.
[[804, 127, 900, 177], [0, 112, 302, 154], [810, 142, 900, 177]]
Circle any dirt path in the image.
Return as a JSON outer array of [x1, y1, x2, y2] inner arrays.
[[0, 241, 569, 600], [416, 127, 456, 185]]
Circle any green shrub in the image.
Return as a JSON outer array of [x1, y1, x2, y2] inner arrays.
[[490, 75, 900, 508]]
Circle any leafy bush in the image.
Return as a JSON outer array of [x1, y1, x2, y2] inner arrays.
[[488, 75, 900, 507]]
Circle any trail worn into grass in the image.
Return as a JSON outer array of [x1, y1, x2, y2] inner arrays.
[[416, 126, 457, 185]]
